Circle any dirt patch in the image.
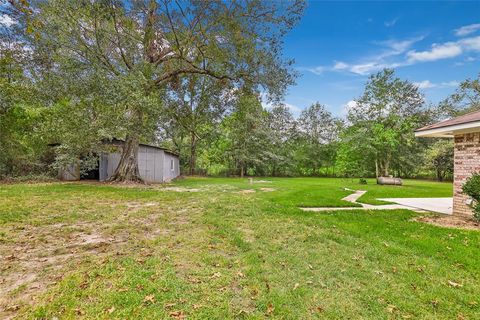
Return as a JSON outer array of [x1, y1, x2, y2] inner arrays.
[[253, 180, 272, 183], [160, 187, 200, 192], [126, 201, 159, 208], [0, 221, 128, 319], [237, 227, 255, 243], [260, 188, 275, 192], [238, 189, 256, 194], [413, 215, 480, 231], [0, 206, 178, 319]]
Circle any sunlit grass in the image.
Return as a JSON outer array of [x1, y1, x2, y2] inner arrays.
[[1, 178, 478, 319]]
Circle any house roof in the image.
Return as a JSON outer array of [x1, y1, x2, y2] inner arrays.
[[415, 109, 480, 138]]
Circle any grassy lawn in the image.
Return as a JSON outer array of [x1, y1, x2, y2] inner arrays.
[[1, 177, 479, 319]]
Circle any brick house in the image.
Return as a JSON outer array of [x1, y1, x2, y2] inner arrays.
[[415, 110, 480, 216]]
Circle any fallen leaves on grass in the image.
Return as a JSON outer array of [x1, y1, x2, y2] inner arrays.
[[74, 308, 86, 315], [386, 304, 397, 313], [313, 306, 324, 313], [5, 305, 20, 312], [448, 280, 463, 288], [266, 303, 275, 315], [143, 294, 156, 304], [106, 306, 115, 314], [169, 310, 186, 319]]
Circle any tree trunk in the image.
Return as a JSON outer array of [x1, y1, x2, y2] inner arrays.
[[437, 169, 444, 182], [375, 158, 379, 178], [189, 131, 197, 175], [109, 135, 143, 183], [384, 155, 390, 177], [240, 165, 244, 178]]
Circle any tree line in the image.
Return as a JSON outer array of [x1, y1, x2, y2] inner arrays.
[[1, 1, 478, 182]]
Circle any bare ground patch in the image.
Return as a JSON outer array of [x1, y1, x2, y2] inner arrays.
[[0, 221, 127, 319], [238, 189, 256, 194], [159, 187, 200, 192], [0, 199, 194, 319], [413, 214, 480, 231]]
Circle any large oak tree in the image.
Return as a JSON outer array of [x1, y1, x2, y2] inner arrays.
[[13, 0, 304, 181]]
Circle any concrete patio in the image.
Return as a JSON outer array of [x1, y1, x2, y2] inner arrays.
[[378, 197, 453, 215], [301, 189, 453, 215]]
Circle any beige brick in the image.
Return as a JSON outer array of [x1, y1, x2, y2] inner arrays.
[[453, 132, 480, 216]]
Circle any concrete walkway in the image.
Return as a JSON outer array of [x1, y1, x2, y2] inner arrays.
[[300, 189, 452, 214], [378, 198, 453, 215]]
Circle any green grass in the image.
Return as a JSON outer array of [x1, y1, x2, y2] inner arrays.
[[1, 177, 479, 319]]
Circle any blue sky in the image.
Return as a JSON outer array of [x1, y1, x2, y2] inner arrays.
[[282, 1, 480, 117]]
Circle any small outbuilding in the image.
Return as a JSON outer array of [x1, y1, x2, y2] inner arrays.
[[59, 139, 180, 183], [415, 110, 480, 216]]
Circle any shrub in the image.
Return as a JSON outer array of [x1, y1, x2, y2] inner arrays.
[[359, 178, 367, 185], [2, 173, 56, 183], [462, 173, 480, 221]]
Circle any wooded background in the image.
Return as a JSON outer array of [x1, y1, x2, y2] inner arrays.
[[1, 1, 478, 182]]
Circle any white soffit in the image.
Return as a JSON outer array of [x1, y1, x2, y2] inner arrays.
[[415, 121, 480, 138]]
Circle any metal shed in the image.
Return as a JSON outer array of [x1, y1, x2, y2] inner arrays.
[[59, 140, 180, 183]]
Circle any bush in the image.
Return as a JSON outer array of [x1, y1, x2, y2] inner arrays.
[[2, 173, 56, 183], [462, 173, 480, 221], [359, 178, 367, 185]]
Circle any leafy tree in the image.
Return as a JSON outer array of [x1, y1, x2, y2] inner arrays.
[[265, 104, 297, 176], [16, 0, 304, 182], [161, 75, 233, 175], [224, 91, 270, 177], [439, 73, 480, 116], [344, 69, 426, 178], [423, 140, 454, 182], [0, 11, 45, 177], [297, 103, 341, 175]]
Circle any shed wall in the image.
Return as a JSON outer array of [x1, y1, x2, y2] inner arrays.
[[98, 146, 179, 183], [59, 162, 80, 181], [163, 152, 180, 182]]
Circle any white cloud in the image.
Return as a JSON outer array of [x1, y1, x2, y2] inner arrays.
[[413, 80, 459, 90], [0, 14, 16, 27], [302, 32, 480, 77], [303, 36, 422, 76], [379, 37, 422, 54], [414, 80, 436, 89], [407, 36, 480, 63], [454, 23, 480, 37], [407, 42, 463, 62], [441, 81, 460, 87], [459, 36, 480, 51], [306, 66, 326, 75], [284, 103, 302, 116], [342, 100, 358, 116], [333, 61, 348, 70], [384, 18, 398, 28]]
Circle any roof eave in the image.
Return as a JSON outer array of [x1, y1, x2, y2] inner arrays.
[[415, 121, 480, 138]]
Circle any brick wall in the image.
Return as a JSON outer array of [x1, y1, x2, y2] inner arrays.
[[453, 132, 480, 216]]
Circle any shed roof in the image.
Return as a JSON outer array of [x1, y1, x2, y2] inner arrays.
[[110, 139, 179, 156], [415, 109, 480, 137]]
